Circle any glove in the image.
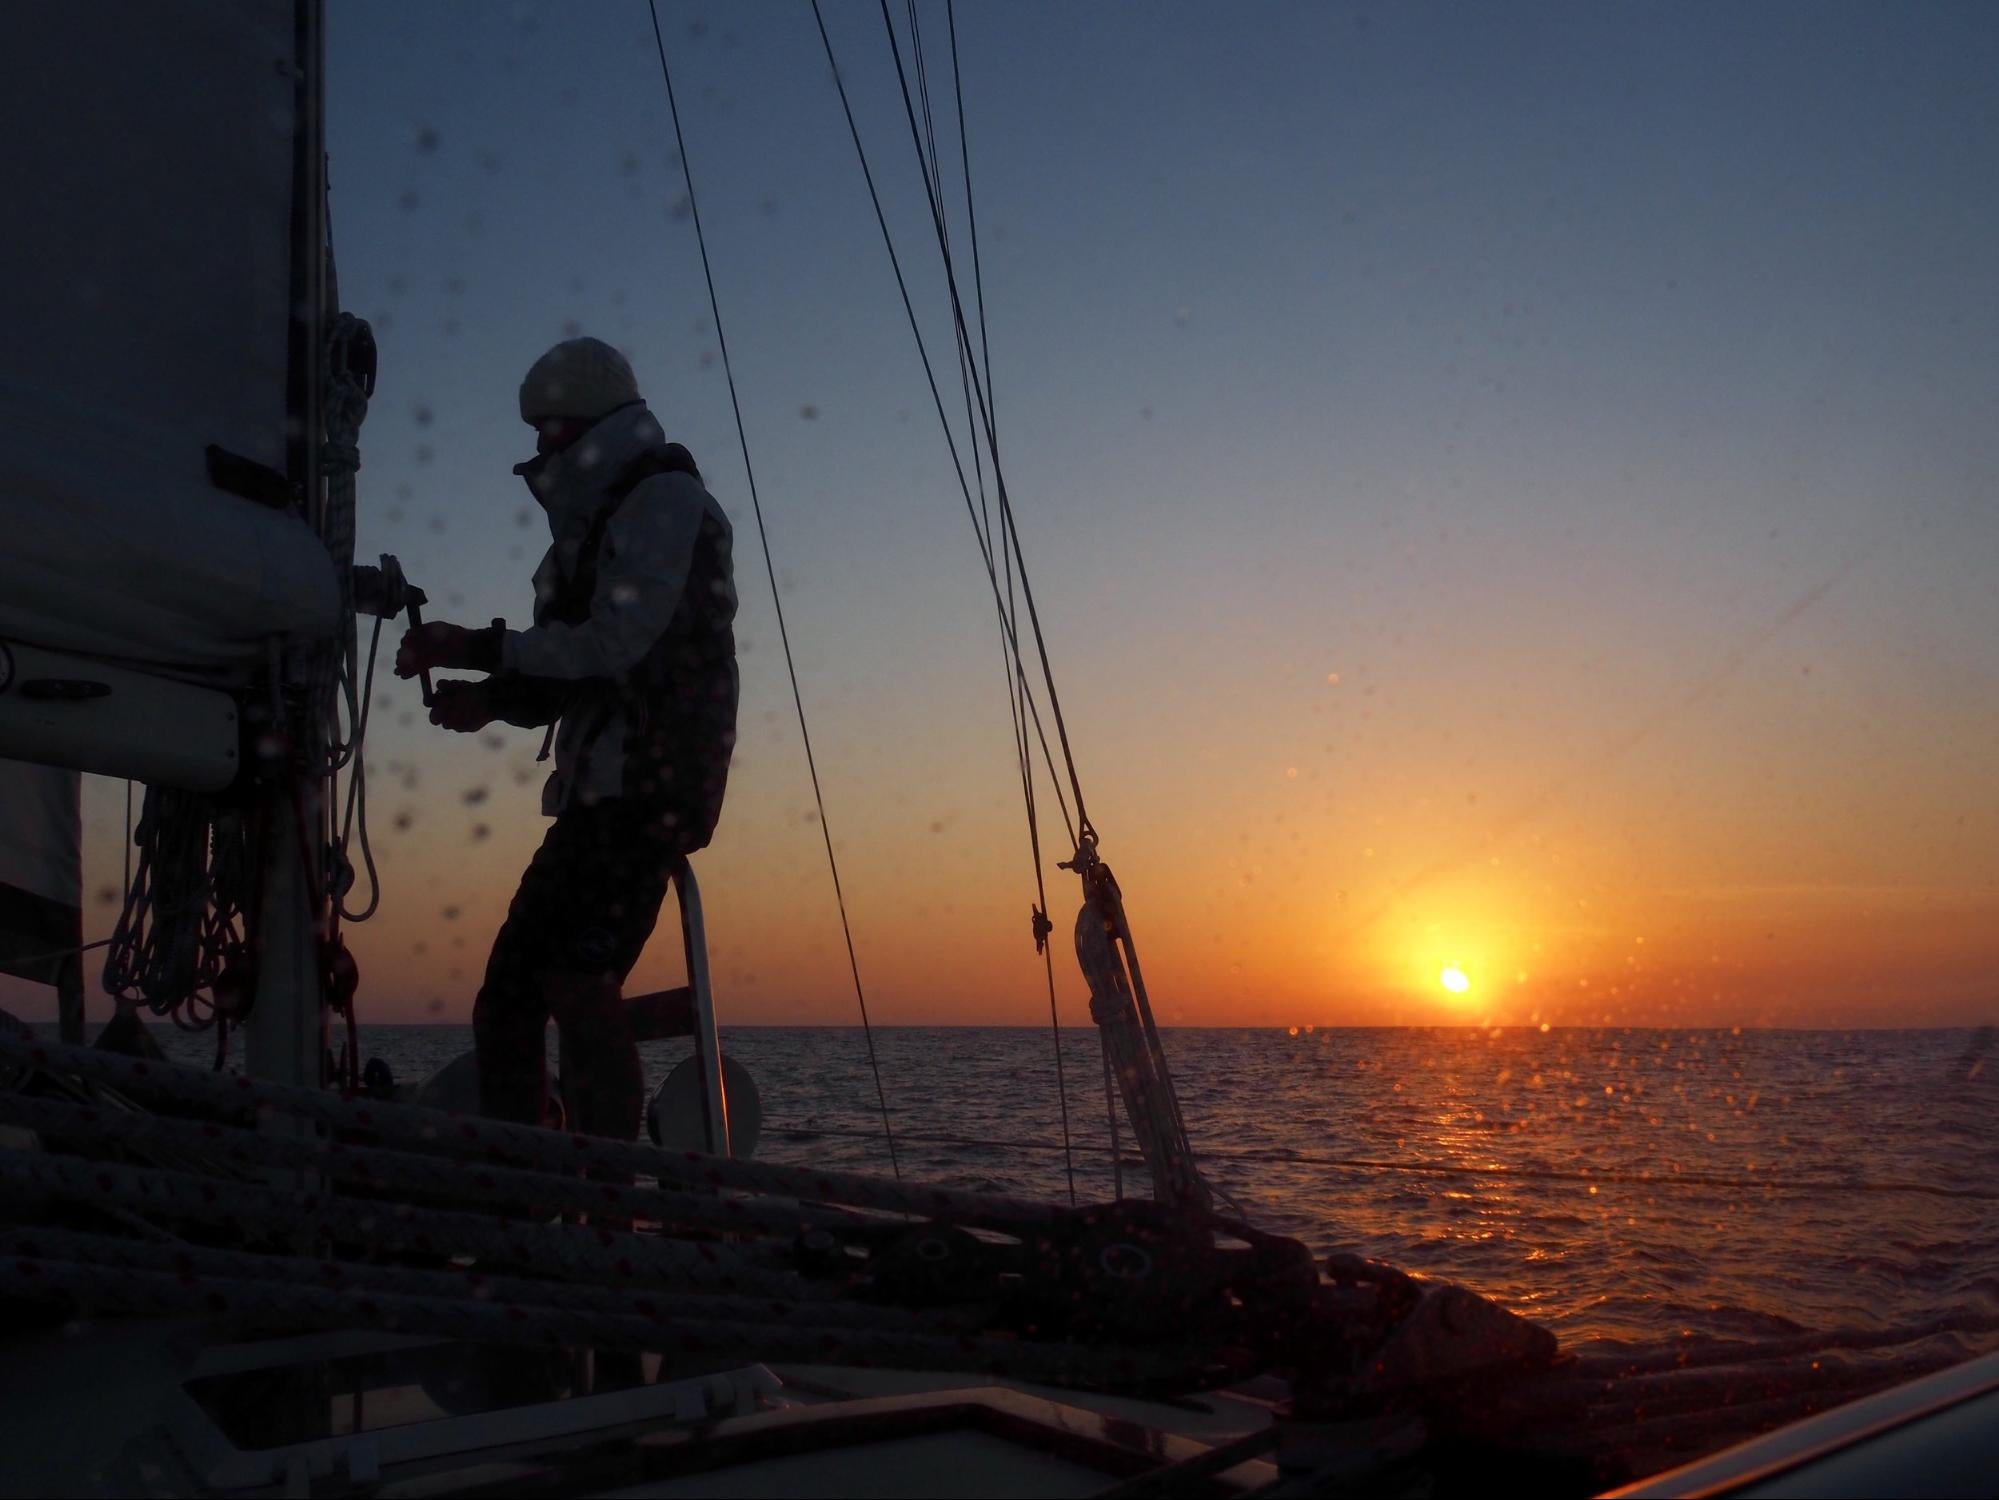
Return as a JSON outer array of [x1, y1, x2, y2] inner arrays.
[[396, 621, 503, 678], [428, 679, 496, 733]]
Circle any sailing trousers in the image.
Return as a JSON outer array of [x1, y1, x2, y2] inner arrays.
[[473, 799, 681, 1141]]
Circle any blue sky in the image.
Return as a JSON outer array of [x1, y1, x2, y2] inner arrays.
[[306, 1, 1999, 1024], [14, 0, 1994, 1029]]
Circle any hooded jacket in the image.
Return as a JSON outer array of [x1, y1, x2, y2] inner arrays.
[[484, 401, 738, 844]]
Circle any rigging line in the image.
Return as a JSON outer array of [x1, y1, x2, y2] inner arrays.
[[882, 4, 1094, 1214], [3, 938, 115, 971], [903, 0, 1003, 625], [824, 1, 1080, 1197], [336, 613, 384, 922], [878, 0, 1075, 796], [647, 0, 900, 1179], [926, 1, 1029, 831], [940, 5, 1080, 1186], [942, 0, 1028, 825], [936, 1, 1043, 858], [829, 2, 1086, 1199], [812, 0, 1080, 849], [946, 0, 999, 448], [907, 0, 1031, 845], [873, 1, 1095, 849], [906, 0, 946, 208], [814, 9, 1085, 1225], [901, 0, 1017, 786], [904, 0, 1077, 1205], [839, 2, 1015, 676]]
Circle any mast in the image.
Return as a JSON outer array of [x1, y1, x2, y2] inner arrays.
[[245, 0, 331, 1091]]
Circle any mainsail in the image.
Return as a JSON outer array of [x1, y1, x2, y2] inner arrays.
[[0, 2, 339, 681], [0, 0, 350, 1083]]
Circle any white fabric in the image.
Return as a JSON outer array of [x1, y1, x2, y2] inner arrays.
[[0, 759, 81, 911], [498, 403, 733, 813], [0, 3, 339, 679]]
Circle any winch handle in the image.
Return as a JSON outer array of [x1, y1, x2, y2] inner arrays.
[[353, 554, 435, 707], [404, 595, 435, 708]]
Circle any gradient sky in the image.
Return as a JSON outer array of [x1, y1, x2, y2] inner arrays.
[[20, 1, 1999, 1029]]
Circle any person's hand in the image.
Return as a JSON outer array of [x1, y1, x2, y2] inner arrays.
[[428, 679, 495, 733], [396, 621, 498, 677]]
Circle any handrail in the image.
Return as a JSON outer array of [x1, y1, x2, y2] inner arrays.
[[670, 857, 730, 1157]]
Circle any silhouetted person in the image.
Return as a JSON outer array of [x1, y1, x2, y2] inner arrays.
[[396, 337, 737, 1140]]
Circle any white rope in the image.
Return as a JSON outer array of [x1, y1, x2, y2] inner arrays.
[[321, 312, 382, 925], [0, 1252, 1216, 1387], [0, 1032, 1060, 1225], [1, 1226, 949, 1335], [0, 1091, 880, 1243], [317, 312, 370, 774], [0, 1147, 799, 1297], [99, 787, 256, 1031]]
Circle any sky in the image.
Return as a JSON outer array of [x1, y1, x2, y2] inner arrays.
[[21, 0, 1999, 1029]]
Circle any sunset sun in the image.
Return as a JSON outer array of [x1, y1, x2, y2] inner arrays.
[[1440, 966, 1471, 995]]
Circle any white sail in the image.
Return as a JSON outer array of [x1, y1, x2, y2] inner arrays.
[[0, 1, 338, 682]]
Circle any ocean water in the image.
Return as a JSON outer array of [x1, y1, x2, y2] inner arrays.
[[132, 1023, 1999, 1356]]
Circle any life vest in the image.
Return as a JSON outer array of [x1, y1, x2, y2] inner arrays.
[[544, 442, 738, 844]]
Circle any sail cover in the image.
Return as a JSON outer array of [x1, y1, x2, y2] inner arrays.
[[0, 760, 81, 986], [0, 1, 338, 681]]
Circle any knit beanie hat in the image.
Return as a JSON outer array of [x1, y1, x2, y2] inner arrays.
[[518, 337, 640, 424]]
